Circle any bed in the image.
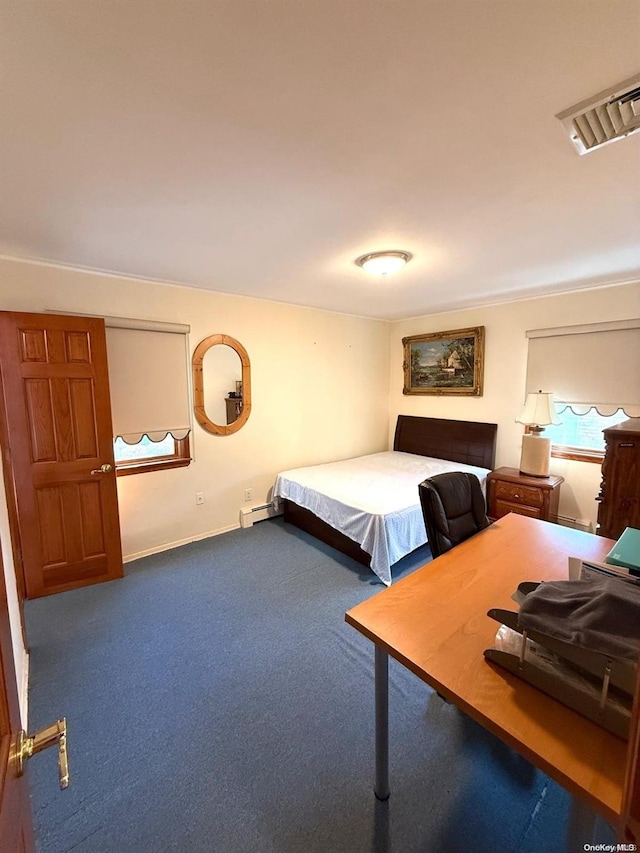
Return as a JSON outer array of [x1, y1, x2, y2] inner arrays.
[[273, 415, 498, 585]]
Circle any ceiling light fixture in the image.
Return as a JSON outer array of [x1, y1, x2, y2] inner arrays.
[[355, 250, 412, 276]]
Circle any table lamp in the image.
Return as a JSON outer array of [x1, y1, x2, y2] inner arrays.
[[515, 391, 561, 477]]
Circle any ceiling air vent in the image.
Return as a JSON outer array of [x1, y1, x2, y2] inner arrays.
[[556, 74, 640, 154]]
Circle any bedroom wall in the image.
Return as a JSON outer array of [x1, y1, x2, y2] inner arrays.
[[389, 280, 640, 531], [0, 254, 391, 701], [0, 256, 391, 560]]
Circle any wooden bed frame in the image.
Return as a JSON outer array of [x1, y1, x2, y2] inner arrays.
[[282, 415, 498, 569]]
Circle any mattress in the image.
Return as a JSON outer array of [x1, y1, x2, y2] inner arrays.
[[273, 450, 491, 585]]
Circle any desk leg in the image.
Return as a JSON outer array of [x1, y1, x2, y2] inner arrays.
[[375, 646, 390, 801], [567, 797, 598, 847]]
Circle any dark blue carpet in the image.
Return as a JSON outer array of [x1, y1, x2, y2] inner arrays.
[[26, 518, 615, 852]]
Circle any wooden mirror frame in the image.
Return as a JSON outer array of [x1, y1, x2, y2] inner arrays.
[[192, 334, 252, 435]]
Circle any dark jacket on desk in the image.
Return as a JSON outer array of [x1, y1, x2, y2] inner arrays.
[[518, 578, 640, 661]]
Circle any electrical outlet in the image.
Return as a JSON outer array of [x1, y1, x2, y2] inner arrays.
[[244, 488, 252, 502], [196, 492, 205, 505]]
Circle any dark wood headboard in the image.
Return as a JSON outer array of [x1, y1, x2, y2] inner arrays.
[[393, 415, 497, 470]]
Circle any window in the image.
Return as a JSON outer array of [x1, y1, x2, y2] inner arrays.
[[114, 433, 191, 476], [524, 319, 640, 464], [543, 406, 629, 463], [105, 317, 193, 476]]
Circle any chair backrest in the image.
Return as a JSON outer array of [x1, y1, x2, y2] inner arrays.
[[418, 471, 489, 559]]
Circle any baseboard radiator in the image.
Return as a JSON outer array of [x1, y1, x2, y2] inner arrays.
[[554, 515, 593, 534], [239, 501, 282, 528]]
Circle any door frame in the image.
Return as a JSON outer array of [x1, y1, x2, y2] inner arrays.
[[0, 368, 28, 647], [0, 536, 36, 851]]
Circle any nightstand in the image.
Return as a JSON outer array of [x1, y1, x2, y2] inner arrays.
[[487, 467, 564, 523]]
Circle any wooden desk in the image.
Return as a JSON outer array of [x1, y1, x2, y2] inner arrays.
[[345, 513, 626, 825]]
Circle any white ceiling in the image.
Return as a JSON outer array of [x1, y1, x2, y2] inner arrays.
[[1, 1, 639, 321]]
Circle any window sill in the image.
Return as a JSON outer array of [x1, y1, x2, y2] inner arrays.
[[551, 447, 603, 465], [115, 457, 192, 477]]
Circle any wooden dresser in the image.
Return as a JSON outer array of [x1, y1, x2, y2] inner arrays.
[[596, 418, 640, 539], [487, 466, 564, 523], [225, 397, 243, 425]]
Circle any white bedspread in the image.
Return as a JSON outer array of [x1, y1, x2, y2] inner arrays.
[[273, 451, 490, 586]]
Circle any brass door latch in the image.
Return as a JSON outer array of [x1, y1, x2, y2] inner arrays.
[[90, 463, 113, 475], [15, 717, 70, 789]]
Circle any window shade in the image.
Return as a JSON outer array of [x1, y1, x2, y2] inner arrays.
[[525, 319, 640, 417], [105, 321, 191, 443]]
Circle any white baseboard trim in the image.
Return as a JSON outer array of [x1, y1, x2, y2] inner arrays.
[[123, 523, 240, 564], [19, 647, 29, 727]]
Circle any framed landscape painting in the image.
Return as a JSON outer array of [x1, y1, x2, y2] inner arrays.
[[402, 326, 485, 396]]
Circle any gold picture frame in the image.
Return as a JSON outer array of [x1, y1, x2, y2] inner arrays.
[[402, 326, 485, 396]]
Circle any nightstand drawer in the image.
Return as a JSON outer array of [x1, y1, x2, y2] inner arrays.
[[493, 481, 543, 508], [494, 500, 542, 520]]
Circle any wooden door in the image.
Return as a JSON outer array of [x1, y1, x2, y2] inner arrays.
[[0, 312, 123, 598], [0, 544, 35, 852]]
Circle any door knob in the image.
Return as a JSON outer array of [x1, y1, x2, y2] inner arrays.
[[15, 717, 70, 789], [90, 463, 113, 475]]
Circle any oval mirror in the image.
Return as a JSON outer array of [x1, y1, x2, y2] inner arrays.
[[192, 334, 251, 435]]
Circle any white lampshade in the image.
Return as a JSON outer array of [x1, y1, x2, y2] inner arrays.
[[516, 391, 560, 477], [515, 391, 561, 428], [355, 251, 412, 276]]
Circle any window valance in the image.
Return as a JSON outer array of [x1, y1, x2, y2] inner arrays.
[[105, 318, 191, 443], [525, 319, 640, 418]]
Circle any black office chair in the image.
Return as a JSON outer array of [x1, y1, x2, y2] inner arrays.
[[418, 471, 489, 559]]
